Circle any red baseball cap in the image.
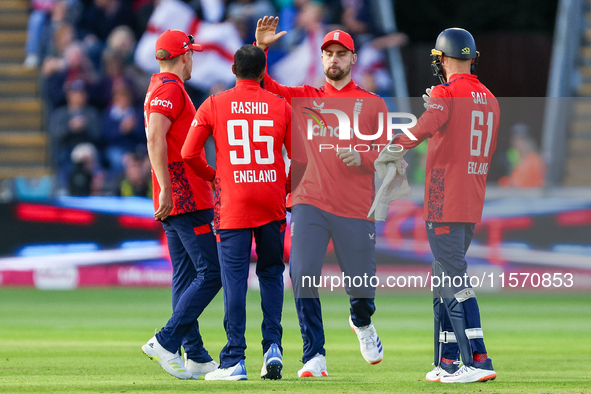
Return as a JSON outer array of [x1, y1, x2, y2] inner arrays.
[[321, 30, 355, 53], [155, 30, 203, 60]]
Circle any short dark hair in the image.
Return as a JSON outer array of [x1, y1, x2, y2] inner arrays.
[[234, 45, 266, 80]]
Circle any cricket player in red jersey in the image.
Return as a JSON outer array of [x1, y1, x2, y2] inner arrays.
[[255, 17, 388, 377], [140, 30, 222, 380], [182, 45, 291, 381], [376, 28, 498, 383]]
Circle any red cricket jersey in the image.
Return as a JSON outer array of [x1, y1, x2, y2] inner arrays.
[[182, 79, 291, 230], [397, 74, 500, 223], [144, 72, 214, 216], [263, 74, 389, 221]]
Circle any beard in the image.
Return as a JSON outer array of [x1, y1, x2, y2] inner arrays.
[[324, 63, 352, 81]]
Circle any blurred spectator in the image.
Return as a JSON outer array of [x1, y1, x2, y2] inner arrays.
[[101, 83, 145, 176], [43, 42, 98, 110], [104, 27, 150, 105], [68, 157, 93, 196], [115, 152, 152, 197], [94, 48, 140, 109], [68, 143, 104, 196], [47, 22, 75, 58], [339, 0, 380, 39], [271, 1, 326, 86], [38, 0, 398, 195], [49, 80, 101, 186], [106, 25, 137, 65], [52, 0, 82, 23], [77, 0, 134, 68], [352, 33, 407, 95], [226, 0, 276, 43], [498, 123, 546, 188], [77, 0, 134, 42], [24, 0, 57, 68], [32, 0, 80, 65]]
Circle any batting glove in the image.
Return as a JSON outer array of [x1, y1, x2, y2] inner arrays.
[[368, 162, 412, 221], [422, 86, 434, 110], [375, 142, 407, 179]]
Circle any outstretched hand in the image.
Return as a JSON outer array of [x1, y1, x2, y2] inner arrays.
[[256, 16, 287, 50], [336, 148, 361, 167], [422, 86, 434, 110]]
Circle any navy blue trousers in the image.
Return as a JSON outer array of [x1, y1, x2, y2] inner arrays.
[[217, 219, 286, 368], [290, 204, 377, 363], [426, 221, 487, 360], [156, 210, 222, 362]]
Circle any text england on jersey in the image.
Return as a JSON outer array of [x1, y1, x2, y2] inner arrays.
[[233, 169, 277, 183]]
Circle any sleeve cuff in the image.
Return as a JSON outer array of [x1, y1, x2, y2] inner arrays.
[[253, 41, 269, 55], [359, 152, 377, 173], [206, 167, 216, 182]]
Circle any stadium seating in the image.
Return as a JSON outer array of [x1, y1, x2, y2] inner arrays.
[[0, 0, 50, 182]]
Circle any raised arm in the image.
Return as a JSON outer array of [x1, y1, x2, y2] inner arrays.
[[375, 87, 452, 177], [255, 16, 309, 101], [255, 16, 287, 52], [397, 87, 452, 149]]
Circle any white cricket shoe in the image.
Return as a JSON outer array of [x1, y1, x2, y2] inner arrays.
[[260, 343, 283, 380], [425, 360, 461, 382], [204, 360, 248, 380], [184, 353, 219, 379], [349, 315, 383, 364], [141, 335, 191, 379], [297, 353, 328, 377], [440, 358, 496, 383]]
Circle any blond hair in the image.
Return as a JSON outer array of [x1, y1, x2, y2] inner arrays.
[[156, 49, 182, 67]]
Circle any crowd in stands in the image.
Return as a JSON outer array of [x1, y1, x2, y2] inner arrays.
[[24, 1, 547, 197], [498, 123, 546, 188], [24, 0, 403, 196]]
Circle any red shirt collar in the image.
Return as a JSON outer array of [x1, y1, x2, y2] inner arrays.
[[323, 79, 357, 94], [236, 79, 262, 88], [447, 73, 478, 83], [156, 72, 182, 83]]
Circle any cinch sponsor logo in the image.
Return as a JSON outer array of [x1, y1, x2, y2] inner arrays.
[[428, 103, 444, 111], [151, 97, 173, 109]]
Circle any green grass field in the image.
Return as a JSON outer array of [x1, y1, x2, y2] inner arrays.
[[0, 288, 590, 393]]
